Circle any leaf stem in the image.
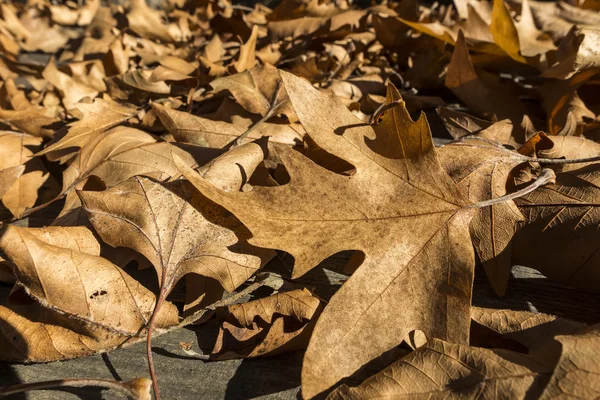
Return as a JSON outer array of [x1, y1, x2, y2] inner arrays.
[[0, 378, 148, 399], [232, 81, 284, 147], [369, 100, 405, 125], [456, 136, 600, 165], [178, 272, 279, 327], [469, 168, 556, 209], [146, 277, 170, 400]]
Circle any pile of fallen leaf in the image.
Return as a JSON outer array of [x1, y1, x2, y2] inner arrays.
[[0, 0, 599, 398]]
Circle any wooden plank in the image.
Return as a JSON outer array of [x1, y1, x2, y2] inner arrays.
[[1, 254, 599, 399]]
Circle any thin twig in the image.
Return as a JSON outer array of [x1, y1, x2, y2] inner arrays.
[[470, 168, 556, 209], [121, 273, 276, 399], [232, 81, 284, 147], [455, 136, 600, 165], [230, 4, 255, 12], [146, 286, 167, 400], [178, 272, 278, 327], [0, 378, 147, 399]]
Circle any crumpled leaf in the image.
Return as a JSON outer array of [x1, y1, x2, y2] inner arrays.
[[543, 27, 600, 79], [209, 288, 322, 360], [178, 71, 475, 397], [0, 225, 179, 361]]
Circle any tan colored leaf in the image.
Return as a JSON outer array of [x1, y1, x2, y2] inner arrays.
[[42, 58, 99, 110], [439, 138, 526, 295], [210, 64, 296, 120], [38, 97, 138, 160], [0, 108, 57, 138], [60, 126, 217, 194], [0, 303, 130, 362], [539, 326, 600, 399], [127, 0, 175, 43], [210, 288, 322, 360], [0, 255, 15, 284], [490, 0, 526, 64], [178, 72, 475, 397], [540, 72, 597, 136], [471, 306, 586, 365], [119, 69, 172, 95], [153, 102, 303, 147], [79, 175, 271, 294], [446, 31, 525, 123], [327, 338, 550, 399], [0, 226, 179, 338], [512, 165, 600, 291], [0, 132, 49, 218], [543, 27, 600, 80], [233, 25, 258, 73], [437, 107, 494, 139], [79, 141, 274, 312]]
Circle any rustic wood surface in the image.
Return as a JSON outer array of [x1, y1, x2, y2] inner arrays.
[[1, 255, 599, 399]]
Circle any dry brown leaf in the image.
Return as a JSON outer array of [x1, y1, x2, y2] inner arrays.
[[42, 58, 99, 110], [0, 303, 131, 362], [38, 97, 138, 160], [439, 138, 525, 296], [437, 107, 494, 139], [209, 288, 322, 360], [79, 172, 271, 295], [60, 126, 216, 195], [446, 31, 525, 123], [490, 0, 555, 64], [0, 106, 58, 138], [210, 64, 296, 121], [540, 72, 597, 135], [0, 226, 179, 342], [233, 25, 259, 73], [0, 131, 49, 218], [539, 325, 600, 399], [153, 102, 303, 147], [79, 141, 274, 328], [178, 71, 475, 398], [543, 28, 600, 80], [512, 164, 600, 291], [471, 306, 586, 365], [127, 0, 175, 43], [328, 338, 550, 399]]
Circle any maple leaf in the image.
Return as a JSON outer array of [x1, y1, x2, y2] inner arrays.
[[177, 70, 476, 397], [438, 138, 527, 296]]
